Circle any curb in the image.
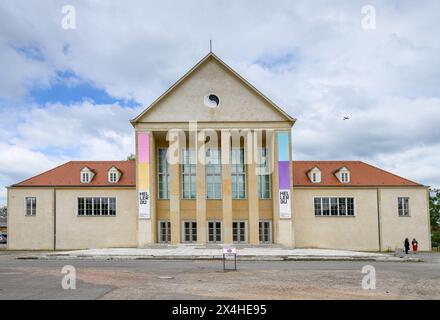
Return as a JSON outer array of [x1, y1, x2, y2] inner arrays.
[[16, 254, 423, 262]]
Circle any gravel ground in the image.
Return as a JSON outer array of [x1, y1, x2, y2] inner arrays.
[[0, 252, 439, 300]]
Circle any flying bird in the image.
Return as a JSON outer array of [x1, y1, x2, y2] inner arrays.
[[343, 116, 350, 120]]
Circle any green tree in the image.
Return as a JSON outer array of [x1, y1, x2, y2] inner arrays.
[[0, 206, 6, 218], [430, 189, 440, 248], [430, 188, 440, 230], [126, 154, 136, 161]]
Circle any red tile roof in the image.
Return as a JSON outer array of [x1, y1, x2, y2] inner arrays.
[[293, 161, 423, 187], [12, 161, 136, 187], [11, 160, 423, 188]]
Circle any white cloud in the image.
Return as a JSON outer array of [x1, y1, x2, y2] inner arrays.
[[0, 0, 440, 205], [0, 142, 59, 205], [0, 102, 141, 205]]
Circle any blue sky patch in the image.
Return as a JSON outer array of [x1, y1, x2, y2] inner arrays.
[[14, 45, 45, 62], [28, 71, 139, 107], [255, 51, 300, 70]]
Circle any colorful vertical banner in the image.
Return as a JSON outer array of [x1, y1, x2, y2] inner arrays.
[[138, 132, 150, 219], [277, 132, 291, 219]]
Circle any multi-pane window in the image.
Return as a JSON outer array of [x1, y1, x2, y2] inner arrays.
[[182, 148, 196, 199], [398, 197, 410, 216], [85, 197, 93, 216], [208, 221, 222, 243], [232, 221, 247, 243], [158, 148, 170, 199], [314, 197, 355, 216], [259, 221, 272, 243], [77, 197, 116, 216], [330, 198, 338, 216], [109, 171, 118, 183], [25, 197, 36, 216], [341, 172, 349, 183], [314, 198, 322, 216], [258, 148, 271, 199], [158, 221, 171, 243], [231, 148, 246, 199], [93, 197, 101, 216], [183, 221, 197, 243], [109, 198, 116, 215], [338, 198, 347, 216], [322, 197, 330, 215], [206, 148, 222, 199], [81, 172, 90, 183]]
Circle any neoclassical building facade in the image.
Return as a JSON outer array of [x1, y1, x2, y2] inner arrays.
[[7, 53, 431, 251]]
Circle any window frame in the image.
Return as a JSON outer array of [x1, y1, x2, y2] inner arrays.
[[207, 220, 222, 243], [398, 197, 410, 217], [24, 197, 37, 216], [231, 148, 246, 199], [77, 197, 117, 217], [313, 197, 356, 217], [259, 220, 272, 244], [81, 172, 90, 183], [157, 148, 170, 199], [232, 220, 248, 244], [311, 170, 321, 183], [340, 171, 350, 183], [157, 220, 171, 243], [182, 220, 198, 243], [181, 148, 197, 200], [205, 148, 222, 200], [257, 147, 271, 199], [108, 170, 118, 183]]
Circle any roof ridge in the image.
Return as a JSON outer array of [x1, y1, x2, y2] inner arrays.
[[69, 160, 132, 163], [293, 160, 362, 163]]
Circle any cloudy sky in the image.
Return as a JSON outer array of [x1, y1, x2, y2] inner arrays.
[[1, 0, 439, 205]]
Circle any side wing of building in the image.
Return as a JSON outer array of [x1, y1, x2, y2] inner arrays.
[[7, 161, 138, 250], [292, 161, 431, 251]]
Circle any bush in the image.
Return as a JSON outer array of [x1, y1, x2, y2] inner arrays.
[[431, 231, 440, 248]]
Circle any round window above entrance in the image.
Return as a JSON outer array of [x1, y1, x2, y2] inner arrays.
[[204, 94, 220, 108]]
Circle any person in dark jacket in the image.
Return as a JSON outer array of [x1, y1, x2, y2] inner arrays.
[[412, 238, 419, 254], [404, 238, 410, 254]]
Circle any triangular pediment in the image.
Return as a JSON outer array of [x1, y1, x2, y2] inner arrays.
[[131, 53, 294, 124]]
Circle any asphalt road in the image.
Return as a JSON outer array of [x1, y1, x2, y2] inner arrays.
[[0, 252, 439, 300]]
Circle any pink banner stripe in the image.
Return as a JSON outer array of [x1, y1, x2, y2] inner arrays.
[[138, 132, 149, 163]]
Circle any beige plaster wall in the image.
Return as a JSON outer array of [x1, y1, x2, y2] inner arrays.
[[138, 57, 289, 124], [292, 188, 380, 251], [7, 188, 54, 250], [379, 188, 431, 251], [55, 188, 137, 250]]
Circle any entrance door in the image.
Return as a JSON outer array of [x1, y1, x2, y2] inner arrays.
[[183, 221, 197, 243], [259, 221, 272, 244], [232, 221, 247, 243], [158, 221, 171, 243], [208, 221, 222, 243]]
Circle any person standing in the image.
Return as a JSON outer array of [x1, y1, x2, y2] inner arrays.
[[412, 238, 419, 254], [404, 238, 410, 254]]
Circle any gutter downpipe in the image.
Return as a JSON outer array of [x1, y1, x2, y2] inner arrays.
[[53, 188, 57, 251], [376, 188, 382, 252]]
